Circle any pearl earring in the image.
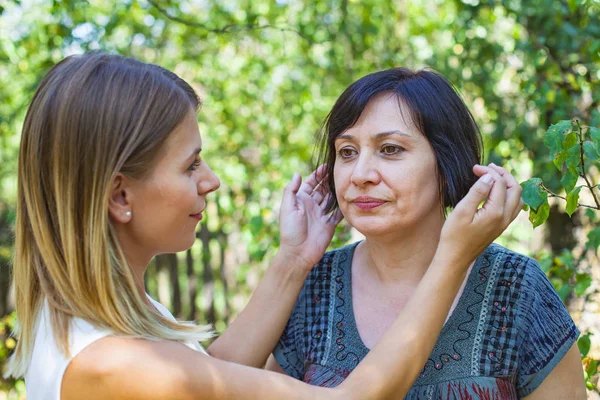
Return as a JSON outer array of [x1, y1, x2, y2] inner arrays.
[[125, 211, 131, 217]]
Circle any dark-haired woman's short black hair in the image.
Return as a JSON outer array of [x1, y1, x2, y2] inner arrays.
[[316, 67, 483, 213]]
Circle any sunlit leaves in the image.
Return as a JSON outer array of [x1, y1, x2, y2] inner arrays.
[[583, 141, 600, 161], [587, 228, 600, 254], [560, 167, 578, 193], [591, 127, 600, 150], [529, 202, 550, 228], [579, 334, 592, 357], [544, 120, 572, 169], [521, 178, 548, 211]]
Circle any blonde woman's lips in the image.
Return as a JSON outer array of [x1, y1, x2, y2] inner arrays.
[[190, 212, 203, 221]]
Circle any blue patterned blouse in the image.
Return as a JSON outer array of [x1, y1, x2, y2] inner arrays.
[[273, 242, 579, 399]]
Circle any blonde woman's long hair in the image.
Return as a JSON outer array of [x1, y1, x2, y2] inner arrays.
[[7, 53, 213, 378]]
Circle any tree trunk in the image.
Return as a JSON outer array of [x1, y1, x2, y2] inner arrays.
[[167, 253, 182, 318], [186, 248, 197, 321], [199, 224, 215, 323]]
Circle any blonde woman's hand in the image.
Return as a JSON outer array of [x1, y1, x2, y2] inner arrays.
[[439, 163, 523, 265], [278, 165, 343, 270]]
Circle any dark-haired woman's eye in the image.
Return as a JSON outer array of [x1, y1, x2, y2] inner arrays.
[[337, 147, 357, 159], [188, 157, 202, 171], [381, 145, 403, 156]]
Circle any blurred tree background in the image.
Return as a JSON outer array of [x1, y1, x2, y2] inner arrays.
[[0, 0, 599, 397]]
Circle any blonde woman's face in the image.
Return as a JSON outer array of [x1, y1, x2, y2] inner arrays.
[[127, 110, 220, 255]]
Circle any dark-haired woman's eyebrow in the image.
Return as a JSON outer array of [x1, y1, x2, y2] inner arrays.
[[335, 133, 355, 142], [373, 130, 413, 140]]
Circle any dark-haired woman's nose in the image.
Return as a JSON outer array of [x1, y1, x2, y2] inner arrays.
[[350, 157, 381, 187]]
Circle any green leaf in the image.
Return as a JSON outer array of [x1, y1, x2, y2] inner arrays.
[[560, 167, 578, 193], [575, 273, 592, 296], [564, 130, 578, 149], [544, 120, 572, 153], [565, 143, 581, 169], [556, 250, 575, 269], [583, 141, 599, 161], [248, 215, 264, 235], [521, 178, 548, 211], [544, 120, 572, 167], [586, 359, 598, 377], [579, 334, 592, 357], [590, 127, 600, 150], [586, 228, 600, 254], [566, 186, 583, 216], [557, 284, 572, 301], [585, 208, 597, 219], [529, 201, 550, 228], [538, 256, 553, 273]]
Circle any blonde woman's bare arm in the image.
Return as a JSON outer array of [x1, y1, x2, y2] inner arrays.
[[209, 167, 343, 368], [521, 344, 586, 400]]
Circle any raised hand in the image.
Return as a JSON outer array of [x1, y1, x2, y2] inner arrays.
[[439, 163, 523, 264], [278, 165, 343, 270]]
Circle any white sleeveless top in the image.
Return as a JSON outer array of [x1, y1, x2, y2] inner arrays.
[[25, 295, 207, 400]]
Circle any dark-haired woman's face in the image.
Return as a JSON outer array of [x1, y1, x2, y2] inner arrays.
[[333, 94, 444, 239]]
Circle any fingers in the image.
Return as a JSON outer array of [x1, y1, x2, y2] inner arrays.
[[478, 167, 507, 218], [281, 173, 301, 212], [299, 165, 327, 195], [481, 163, 522, 223], [473, 164, 489, 177], [327, 208, 344, 225], [473, 163, 523, 224], [453, 173, 496, 219], [487, 163, 522, 223]]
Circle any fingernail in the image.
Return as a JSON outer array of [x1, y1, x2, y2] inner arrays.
[[490, 162, 497, 167], [482, 174, 494, 184]]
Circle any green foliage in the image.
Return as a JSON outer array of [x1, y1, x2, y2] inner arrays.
[[522, 117, 600, 392], [0, 312, 25, 396], [580, 333, 600, 392], [522, 119, 600, 224]]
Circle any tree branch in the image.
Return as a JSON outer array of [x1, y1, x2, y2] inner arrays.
[[147, 0, 329, 44], [540, 183, 600, 210], [575, 120, 600, 209]]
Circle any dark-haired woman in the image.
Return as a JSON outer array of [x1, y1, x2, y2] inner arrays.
[[267, 68, 586, 399]]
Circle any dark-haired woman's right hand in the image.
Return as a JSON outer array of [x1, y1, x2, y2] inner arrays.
[[438, 163, 523, 266]]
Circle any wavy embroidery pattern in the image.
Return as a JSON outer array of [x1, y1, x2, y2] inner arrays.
[[332, 250, 361, 367]]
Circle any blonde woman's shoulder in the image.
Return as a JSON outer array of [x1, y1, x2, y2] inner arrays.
[[61, 335, 209, 400]]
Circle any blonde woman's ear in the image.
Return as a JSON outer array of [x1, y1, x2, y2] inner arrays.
[[108, 173, 133, 223]]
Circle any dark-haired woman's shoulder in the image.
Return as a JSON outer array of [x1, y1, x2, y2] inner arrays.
[[305, 241, 360, 283], [481, 243, 581, 398]]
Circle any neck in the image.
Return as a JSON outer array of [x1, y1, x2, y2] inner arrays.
[[114, 225, 153, 303], [357, 214, 445, 286]]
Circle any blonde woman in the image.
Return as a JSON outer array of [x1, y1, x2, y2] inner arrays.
[[7, 53, 522, 400]]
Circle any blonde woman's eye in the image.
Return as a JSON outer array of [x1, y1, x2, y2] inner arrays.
[[337, 148, 357, 158], [188, 158, 202, 171], [382, 145, 403, 155]]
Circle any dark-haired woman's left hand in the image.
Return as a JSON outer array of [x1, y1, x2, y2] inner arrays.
[[278, 165, 344, 272]]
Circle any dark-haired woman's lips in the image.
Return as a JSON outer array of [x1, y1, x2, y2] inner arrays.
[[352, 197, 386, 211]]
